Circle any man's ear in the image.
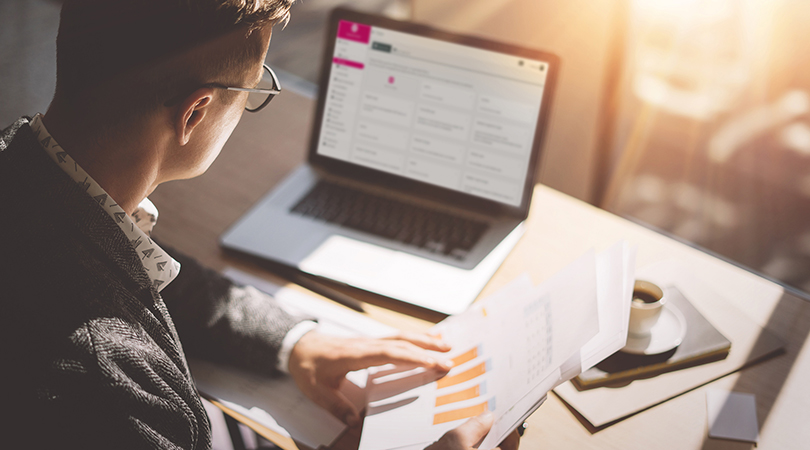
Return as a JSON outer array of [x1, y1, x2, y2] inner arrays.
[[175, 87, 215, 146]]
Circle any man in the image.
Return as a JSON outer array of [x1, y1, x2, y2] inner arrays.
[[0, 1, 518, 449]]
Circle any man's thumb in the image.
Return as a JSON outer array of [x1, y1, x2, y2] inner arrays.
[[457, 411, 495, 446]]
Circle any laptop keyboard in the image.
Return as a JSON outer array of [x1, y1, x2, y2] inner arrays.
[[291, 181, 489, 260]]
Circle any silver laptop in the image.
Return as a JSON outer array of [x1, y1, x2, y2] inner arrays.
[[221, 8, 559, 314]]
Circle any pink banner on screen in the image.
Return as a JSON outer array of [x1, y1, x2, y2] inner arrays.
[[333, 57, 365, 69], [337, 20, 371, 44]]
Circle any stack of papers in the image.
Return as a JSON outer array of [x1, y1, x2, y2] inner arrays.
[[359, 241, 636, 449]]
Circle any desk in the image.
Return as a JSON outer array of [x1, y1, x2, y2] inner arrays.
[[150, 91, 810, 450]]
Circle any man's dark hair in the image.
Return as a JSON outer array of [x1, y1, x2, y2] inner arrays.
[[54, 0, 293, 116]]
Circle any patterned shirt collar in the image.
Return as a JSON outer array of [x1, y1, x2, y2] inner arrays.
[[30, 114, 180, 291]]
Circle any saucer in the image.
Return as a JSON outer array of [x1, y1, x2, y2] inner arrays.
[[622, 304, 687, 355]]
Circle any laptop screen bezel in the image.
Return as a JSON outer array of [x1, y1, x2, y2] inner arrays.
[[307, 7, 559, 219]]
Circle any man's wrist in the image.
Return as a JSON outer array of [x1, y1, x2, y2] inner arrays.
[[276, 320, 319, 374]]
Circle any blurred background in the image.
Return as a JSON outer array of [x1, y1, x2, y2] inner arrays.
[[2, 0, 808, 297]]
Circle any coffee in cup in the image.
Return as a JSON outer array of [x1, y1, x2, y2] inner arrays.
[[628, 280, 666, 336]]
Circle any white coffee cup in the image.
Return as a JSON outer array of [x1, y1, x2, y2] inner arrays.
[[628, 280, 666, 336]]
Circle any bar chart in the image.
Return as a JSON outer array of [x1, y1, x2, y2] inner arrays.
[[432, 344, 496, 425]]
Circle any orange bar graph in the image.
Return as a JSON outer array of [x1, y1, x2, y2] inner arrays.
[[436, 385, 480, 407], [436, 360, 489, 389], [433, 400, 489, 425], [451, 346, 479, 367]]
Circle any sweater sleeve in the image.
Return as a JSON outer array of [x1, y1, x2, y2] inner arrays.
[[158, 245, 306, 376]]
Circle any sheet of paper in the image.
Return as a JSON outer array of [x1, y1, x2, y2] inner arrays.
[[360, 276, 544, 450], [577, 241, 636, 372], [189, 268, 397, 449], [359, 244, 634, 450], [480, 242, 635, 448], [706, 389, 759, 443]]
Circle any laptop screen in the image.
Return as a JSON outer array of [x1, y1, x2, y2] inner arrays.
[[315, 19, 550, 208]]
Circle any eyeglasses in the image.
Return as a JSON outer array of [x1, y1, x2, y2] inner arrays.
[[164, 63, 281, 113], [218, 63, 281, 113]]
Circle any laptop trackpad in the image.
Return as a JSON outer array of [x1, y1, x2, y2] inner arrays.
[[300, 234, 469, 312], [298, 225, 524, 315], [300, 235, 396, 280]]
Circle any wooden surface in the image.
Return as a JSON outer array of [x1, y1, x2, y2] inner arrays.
[[150, 91, 810, 450]]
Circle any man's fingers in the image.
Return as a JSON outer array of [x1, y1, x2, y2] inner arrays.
[[340, 340, 453, 373], [295, 332, 453, 379], [385, 331, 452, 352], [289, 331, 458, 433], [425, 412, 495, 450]]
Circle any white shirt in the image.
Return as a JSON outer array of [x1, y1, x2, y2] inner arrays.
[[31, 114, 314, 372]]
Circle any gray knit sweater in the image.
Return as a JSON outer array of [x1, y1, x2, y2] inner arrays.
[[0, 117, 303, 449]]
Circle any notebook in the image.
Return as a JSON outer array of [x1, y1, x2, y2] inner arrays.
[[573, 286, 733, 390], [221, 8, 559, 314]]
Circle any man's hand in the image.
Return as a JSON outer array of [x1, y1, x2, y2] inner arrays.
[[288, 330, 452, 426], [426, 413, 520, 450]]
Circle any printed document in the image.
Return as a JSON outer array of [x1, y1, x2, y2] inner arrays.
[[359, 241, 635, 449]]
